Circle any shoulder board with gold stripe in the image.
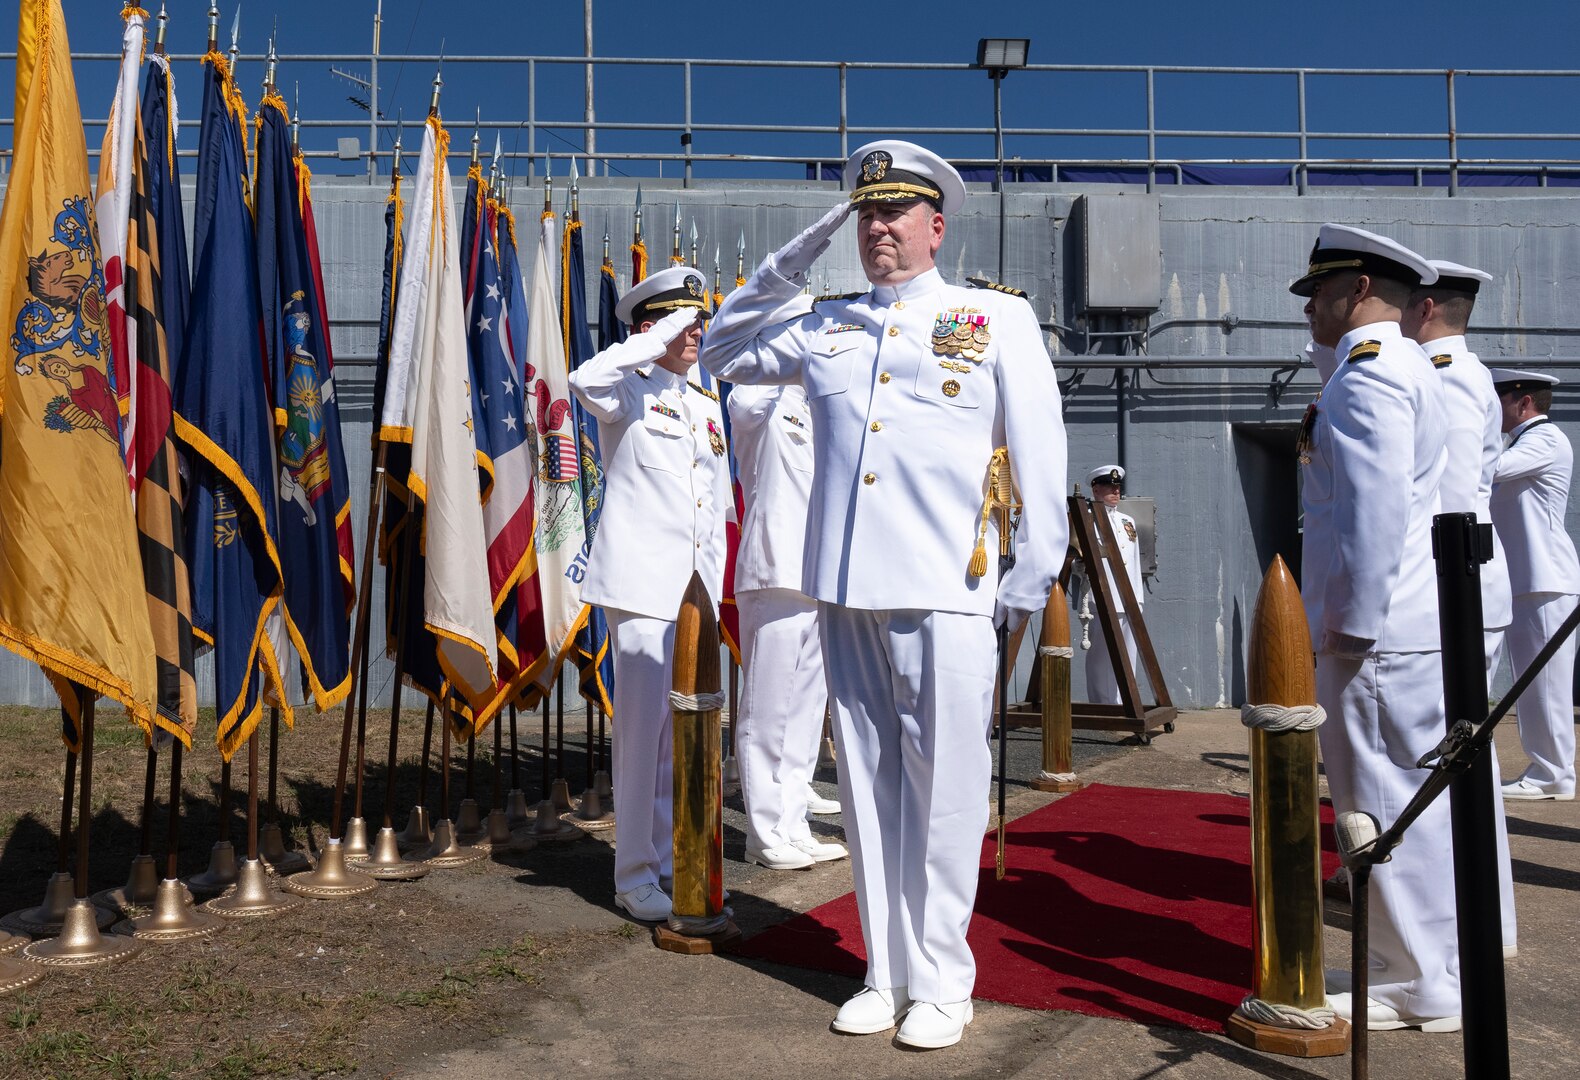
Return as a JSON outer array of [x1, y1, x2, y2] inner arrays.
[[814, 291, 864, 304], [1346, 339, 1383, 364], [1431, 353, 1453, 368], [637, 368, 651, 379], [966, 275, 1028, 299], [687, 381, 719, 401]]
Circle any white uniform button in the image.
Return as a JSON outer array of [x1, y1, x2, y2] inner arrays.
[[879, 372, 891, 384], [863, 472, 877, 485], [870, 421, 883, 433], [887, 327, 899, 337]]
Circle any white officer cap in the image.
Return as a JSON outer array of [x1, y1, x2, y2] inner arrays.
[[1426, 259, 1494, 295], [846, 140, 967, 217], [1487, 367, 1561, 394], [1088, 464, 1125, 487], [616, 265, 711, 326], [1288, 223, 1438, 297]]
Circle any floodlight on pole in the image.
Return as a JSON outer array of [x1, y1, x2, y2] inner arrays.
[[973, 38, 1031, 282]]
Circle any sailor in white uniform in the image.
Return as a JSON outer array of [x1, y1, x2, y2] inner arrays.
[[1074, 465, 1144, 704], [728, 379, 848, 870], [567, 266, 732, 923], [1293, 224, 1460, 1032], [701, 140, 1067, 1049], [1402, 259, 1518, 954], [1486, 367, 1580, 802]]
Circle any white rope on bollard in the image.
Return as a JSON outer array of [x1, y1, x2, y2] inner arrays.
[[1235, 995, 1339, 1030], [1240, 702, 1326, 733], [669, 690, 727, 712], [1038, 645, 1075, 658], [1038, 771, 1079, 783]]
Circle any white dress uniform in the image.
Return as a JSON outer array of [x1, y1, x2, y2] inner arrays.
[[1302, 318, 1457, 1022], [567, 302, 732, 897], [727, 381, 830, 856], [1422, 330, 1516, 948], [703, 251, 1067, 1005], [1077, 480, 1144, 705], [1488, 397, 1580, 798]]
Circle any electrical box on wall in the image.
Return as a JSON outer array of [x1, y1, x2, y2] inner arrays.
[[1077, 193, 1161, 313]]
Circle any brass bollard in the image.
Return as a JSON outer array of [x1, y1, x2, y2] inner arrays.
[[1032, 582, 1081, 793], [1225, 556, 1349, 1057], [655, 574, 740, 954]]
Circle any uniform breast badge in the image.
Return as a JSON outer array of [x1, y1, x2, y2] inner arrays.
[[1123, 520, 1137, 542], [942, 379, 962, 398], [650, 402, 682, 421], [1296, 400, 1319, 465], [932, 308, 990, 362], [706, 418, 726, 456]]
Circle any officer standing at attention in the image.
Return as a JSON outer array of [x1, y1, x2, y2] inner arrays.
[[1401, 259, 1518, 956], [701, 140, 1067, 1049], [1074, 464, 1144, 705], [567, 266, 731, 923], [1291, 224, 1460, 1033], [1485, 367, 1579, 802], [728, 380, 849, 871]]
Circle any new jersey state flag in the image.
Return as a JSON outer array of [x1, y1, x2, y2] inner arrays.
[[0, 0, 156, 743], [391, 114, 497, 713]]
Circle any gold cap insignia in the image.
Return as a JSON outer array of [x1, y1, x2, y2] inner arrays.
[[860, 150, 892, 183]]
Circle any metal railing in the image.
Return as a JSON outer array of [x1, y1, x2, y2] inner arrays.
[[4, 50, 1580, 194]]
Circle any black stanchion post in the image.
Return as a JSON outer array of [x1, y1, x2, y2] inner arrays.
[[1432, 511, 1509, 1080]]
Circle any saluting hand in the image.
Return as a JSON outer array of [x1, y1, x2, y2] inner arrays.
[[648, 306, 703, 343], [771, 201, 852, 284]]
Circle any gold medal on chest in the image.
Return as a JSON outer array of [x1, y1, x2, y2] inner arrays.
[[931, 308, 990, 360]]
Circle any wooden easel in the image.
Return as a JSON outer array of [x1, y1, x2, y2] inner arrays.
[[1007, 493, 1176, 743]]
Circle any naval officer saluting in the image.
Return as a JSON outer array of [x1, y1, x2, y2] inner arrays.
[[567, 266, 731, 923], [1292, 224, 1460, 1032], [702, 140, 1068, 1048]]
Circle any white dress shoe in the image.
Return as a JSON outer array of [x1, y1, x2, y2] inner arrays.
[[830, 986, 911, 1034], [1501, 777, 1575, 801], [614, 883, 673, 922], [1327, 992, 1460, 1032], [895, 1000, 974, 1048], [805, 785, 842, 815], [791, 837, 848, 863], [746, 843, 815, 870]]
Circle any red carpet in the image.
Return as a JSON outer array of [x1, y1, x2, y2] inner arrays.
[[737, 783, 1340, 1032]]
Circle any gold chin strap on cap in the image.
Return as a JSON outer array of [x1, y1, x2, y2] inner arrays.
[[969, 447, 1021, 578]]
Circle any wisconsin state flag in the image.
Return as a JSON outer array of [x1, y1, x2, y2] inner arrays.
[[0, 0, 156, 743]]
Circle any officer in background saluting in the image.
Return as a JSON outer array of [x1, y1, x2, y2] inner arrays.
[[702, 141, 1067, 1049], [1486, 367, 1580, 803], [567, 266, 732, 924], [1291, 224, 1460, 1033]]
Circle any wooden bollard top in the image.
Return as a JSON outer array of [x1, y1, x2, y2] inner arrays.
[[1043, 580, 1070, 648], [673, 572, 721, 699], [1247, 555, 1315, 708]]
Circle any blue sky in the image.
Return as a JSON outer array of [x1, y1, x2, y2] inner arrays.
[[9, 0, 1580, 179]]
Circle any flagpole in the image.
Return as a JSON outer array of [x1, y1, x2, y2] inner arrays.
[[0, 746, 90, 936], [506, 704, 529, 825], [202, 726, 300, 917], [419, 698, 485, 867], [187, 759, 237, 896]]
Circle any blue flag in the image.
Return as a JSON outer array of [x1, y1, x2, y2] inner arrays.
[[564, 220, 614, 715], [254, 93, 352, 712], [172, 53, 288, 759], [597, 260, 627, 352], [140, 56, 189, 394]]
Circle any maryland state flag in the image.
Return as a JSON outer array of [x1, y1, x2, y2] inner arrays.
[[564, 216, 614, 716], [254, 89, 353, 711], [174, 47, 289, 760], [0, 0, 156, 744], [96, 6, 197, 743]]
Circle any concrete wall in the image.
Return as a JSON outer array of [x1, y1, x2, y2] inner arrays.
[[2, 174, 1576, 714]]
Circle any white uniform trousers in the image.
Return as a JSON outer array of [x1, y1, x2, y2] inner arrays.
[[736, 589, 826, 851], [1086, 611, 1140, 705], [1502, 592, 1579, 793], [1482, 630, 1518, 950], [606, 609, 676, 894], [1317, 651, 1460, 1020], [819, 604, 996, 1005]]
